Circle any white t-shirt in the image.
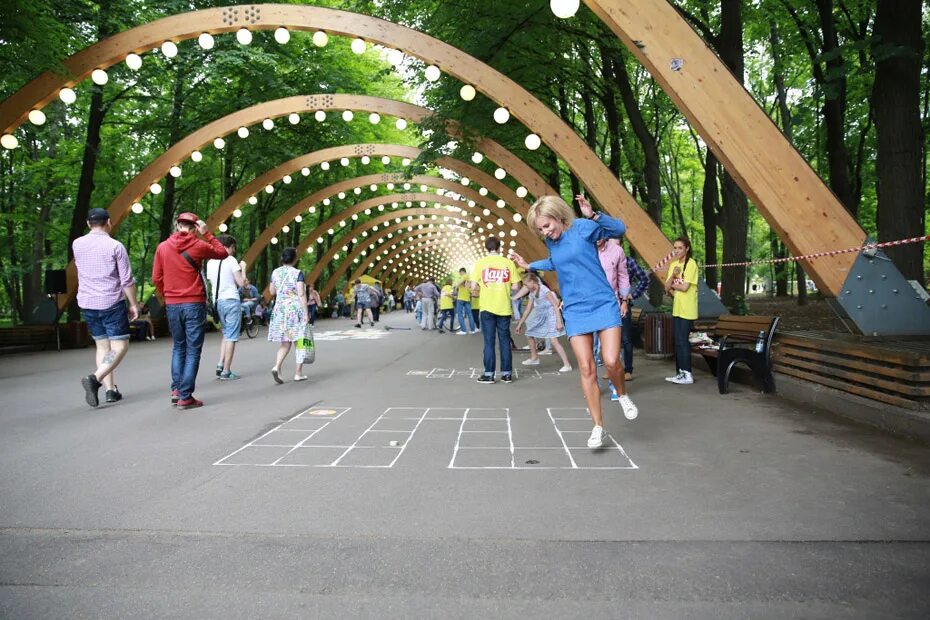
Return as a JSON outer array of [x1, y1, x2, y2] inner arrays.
[[206, 255, 242, 301]]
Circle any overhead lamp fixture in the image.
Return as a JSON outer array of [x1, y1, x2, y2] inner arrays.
[[424, 65, 441, 81], [218, 223, 228, 232], [169, 166, 182, 178], [161, 41, 178, 58], [550, 0, 581, 19], [340, 158, 350, 166], [237, 126, 249, 138], [283, 175, 292, 184], [525, 133, 542, 150], [28, 109, 46, 126], [494, 168, 506, 180], [321, 161, 330, 170], [59, 88, 77, 104], [236, 28, 252, 45], [125, 53, 142, 70], [342, 110, 354, 122], [248, 196, 258, 205], [91, 69, 108, 85], [213, 137, 225, 149], [262, 118, 274, 130], [369, 112, 381, 124], [274, 28, 290, 44], [288, 113, 300, 125], [314, 110, 326, 122], [265, 185, 274, 194], [516, 186, 528, 198], [493, 107, 510, 124], [381, 156, 391, 165], [395, 118, 408, 130], [312, 31, 329, 47], [150, 182, 162, 195], [460, 84, 476, 101], [350, 38, 366, 54], [131, 202, 144, 214], [361, 155, 370, 165], [190, 150, 203, 162], [301, 167, 310, 176], [198, 33, 215, 49]]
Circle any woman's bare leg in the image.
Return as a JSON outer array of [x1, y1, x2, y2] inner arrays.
[[568, 334, 603, 426]]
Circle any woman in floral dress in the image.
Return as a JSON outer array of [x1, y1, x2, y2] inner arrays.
[[267, 247, 309, 383]]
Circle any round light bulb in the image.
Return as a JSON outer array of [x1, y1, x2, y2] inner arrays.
[[337, 192, 346, 199], [494, 168, 506, 180], [350, 38, 366, 54], [190, 150, 202, 162], [150, 183, 162, 195], [493, 107, 510, 124], [237, 126, 249, 138], [213, 137, 225, 149], [198, 33, 215, 50], [91, 69, 108, 85], [28, 109, 46, 126], [265, 185, 274, 194], [395, 118, 408, 130], [301, 167, 310, 176], [323, 198, 331, 205], [321, 162, 330, 170], [342, 110, 354, 122], [461, 177, 470, 186], [424, 65, 441, 81], [550, 0, 581, 19], [460, 84, 476, 101], [312, 31, 329, 47], [361, 155, 370, 165], [169, 166, 182, 178], [161, 41, 178, 58], [274, 27, 290, 44], [59, 88, 77, 104], [271, 237, 278, 245], [402, 158, 411, 166], [282, 225, 290, 233], [218, 223, 228, 232], [262, 118, 274, 130], [283, 175, 292, 184], [513, 213, 523, 222], [370, 184, 378, 191], [369, 112, 381, 124], [236, 28, 252, 45], [340, 158, 349, 167], [248, 196, 258, 205], [516, 186, 528, 198], [125, 53, 142, 70], [471, 152, 483, 164], [131, 202, 144, 214], [387, 48, 404, 65], [295, 215, 302, 223], [314, 110, 326, 122], [288, 113, 299, 125], [497, 199, 506, 208], [381, 156, 391, 165], [354, 187, 362, 195], [233, 209, 243, 218], [525, 133, 542, 150]]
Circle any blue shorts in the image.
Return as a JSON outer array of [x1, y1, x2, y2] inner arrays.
[[82, 299, 130, 341], [217, 298, 242, 342]]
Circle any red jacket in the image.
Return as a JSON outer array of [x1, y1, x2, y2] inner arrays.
[[152, 231, 228, 304]]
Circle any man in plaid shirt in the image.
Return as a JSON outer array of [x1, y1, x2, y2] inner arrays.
[[73, 208, 141, 407], [622, 256, 649, 381]]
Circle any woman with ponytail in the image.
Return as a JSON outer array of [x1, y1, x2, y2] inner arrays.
[[664, 237, 699, 385]]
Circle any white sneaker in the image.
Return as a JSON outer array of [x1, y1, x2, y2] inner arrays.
[[558, 365, 572, 373], [664, 371, 684, 383], [670, 371, 694, 385], [456, 331, 468, 335], [470, 330, 478, 334], [618, 394, 638, 420], [539, 349, 553, 355], [587, 425, 606, 448], [522, 358, 540, 366]]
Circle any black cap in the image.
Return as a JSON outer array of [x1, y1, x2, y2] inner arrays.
[[87, 208, 109, 222]]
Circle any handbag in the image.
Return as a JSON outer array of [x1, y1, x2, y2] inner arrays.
[[295, 323, 316, 364]]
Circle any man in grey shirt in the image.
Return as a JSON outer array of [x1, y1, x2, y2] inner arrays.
[[414, 278, 440, 330]]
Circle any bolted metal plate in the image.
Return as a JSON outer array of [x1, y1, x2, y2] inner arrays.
[[698, 280, 729, 319]]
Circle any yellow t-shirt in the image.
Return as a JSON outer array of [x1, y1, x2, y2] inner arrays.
[[439, 285, 455, 310], [665, 257, 699, 320], [471, 286, 480, 310], [456, 277, 471, 302], [472, 254, 517, 316]]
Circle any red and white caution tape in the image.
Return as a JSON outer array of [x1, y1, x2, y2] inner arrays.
[[701, 234, 930, 270]]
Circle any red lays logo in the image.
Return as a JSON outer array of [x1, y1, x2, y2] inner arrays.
[[482, 268, 511, 284]]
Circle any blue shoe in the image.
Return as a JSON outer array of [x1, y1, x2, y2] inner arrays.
[[609, 383, 619, 401], [219, 371, 241, 381]]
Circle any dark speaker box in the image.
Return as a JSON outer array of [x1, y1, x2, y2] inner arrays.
[[45, 269, 67, 295]]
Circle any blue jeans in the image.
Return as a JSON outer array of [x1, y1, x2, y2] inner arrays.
[[621, 305, 633, 374], [456, 300, 475, 332], [166, 302, 207, 400], [438, 308, 455, 331], [241, 300, 257, 319], [673, 316, 694, 373], [480, 311, 512, 377], [82, 299, 130, 341]]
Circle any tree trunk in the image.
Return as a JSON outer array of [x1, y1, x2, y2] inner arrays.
[[768, 19, 796, 301], [598, 48, 623, 178], [872, 0, 925, 281], [159, 67, 187, 241], [716, 0, 749, 312], [701, 151, 719, 291]]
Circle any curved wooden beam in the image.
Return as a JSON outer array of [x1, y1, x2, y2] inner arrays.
[[348, 231, 485, 287], [5, 7, 673, 302], [366, 235, 483, 285]]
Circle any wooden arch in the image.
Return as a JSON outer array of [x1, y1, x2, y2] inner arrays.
[[345, 231, 475, 291], [364, 235, 481, 286]]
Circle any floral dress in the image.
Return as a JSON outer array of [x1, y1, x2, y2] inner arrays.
[[267, 265, 304, 342], [523, 283, 565, 339]]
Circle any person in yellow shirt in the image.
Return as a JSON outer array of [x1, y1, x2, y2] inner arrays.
[[470, 285, 480, 329], [664, 236, 699, 385], [438, 278, 456, 333], [454, 267, 477, 334], [470, 237, 520, 384]]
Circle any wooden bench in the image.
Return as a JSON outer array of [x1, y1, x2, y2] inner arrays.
[[693, 314, 779, 394], [0, 325, 58, 354], [773, 331, 930, 409]]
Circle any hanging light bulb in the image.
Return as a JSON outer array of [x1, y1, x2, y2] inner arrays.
[[323, 198, 331, 206], [395, 118, 408, 130], [312, 31, 329, 47], [28, 109, 46, 126], [282, 225, 290, 233], [369, 112, 381, 124], [248, 196, 258, 205], [524, 133, 542, 150], [381, 156, 391, 165], [340, 157, 350, 166], [59, 88, 77, 104], [424, 65, 441, 81], [387, 48, 404, 65], [131, 202, 144, 214], [190, 150, 202, 162], [361, 155, 370, 165], [337, 192, 346, 199], [91, 69, 108, 85], [262, 118, 274, 130], [125, 53, 142, 70], [301, 167, 310, 176], [150, 182, 162, 195], [460, 84, 476, 101], [513, 213, 523, 222], [161, 41, 178, 58], [402, 158, 411, 166], [236, 28, 252, 45], [321, 161, 330, 171], [516, 186, 528, 198], [265, 185, 274, 194], [213, 137, 225, 149], [218, 223, 228, 232], [497, 199, 506, 208], [295, 215, 303, 223], [198, 32, 215, 49], [232, 209, 243, 219], [271, 237, 278, 245], [237, 126, 249, 138], [494, 167, 506, 180], [471, 152, 483, 164], [314, 110, 326, 122], [350, 38, 366, 54], [370, 184, 378, 191], [274, 27, 290, 44], [283, 175, 292, 184], [550, 0, 581, 19], [169, 166, 182, 178], [353, 187, 362, 195], [288, 113, 300, 125], [460, 177, 470, 186], [342, 110, 354, 122], [493, 107, 510, 124]]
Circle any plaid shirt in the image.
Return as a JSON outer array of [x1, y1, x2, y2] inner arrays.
[[626, 256, 649, 300], [72, 230, 134, 310]]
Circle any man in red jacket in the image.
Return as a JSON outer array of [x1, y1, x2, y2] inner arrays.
[[152, 213, 228, 409]]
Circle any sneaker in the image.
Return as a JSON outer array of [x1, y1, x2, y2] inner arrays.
[[438, 329, 445, 334], [670, 371, 694, 385], [521, 358, 540, 366], [355, 323, 362, 328], [610, 384, 619, 401], [271, 367, 283, 385], [456, 331, 468, 335], [218, 371, 241, 381], [539, 349, 553, 356], [105, 388, 122, 403], [559, 365, 573, 373], [500, 374, 513, 384], [293, 375, 308, 382], [370, 321, 375, 327], [587, 425, 606, 448], [476, 375, 495, 385], [215, 364, 223, 377], [176, 397, 203, 410], [625, 372, 633, 381], [81, 374, 101, 408], [170, 389, 180, 406], [665, 371, 684, 383], [618, 394, 639, 420], [470, 330, 478, 334]]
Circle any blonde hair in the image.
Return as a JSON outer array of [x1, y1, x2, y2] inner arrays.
[[521, 271, 541, 297], [526, 195, 575, 236]]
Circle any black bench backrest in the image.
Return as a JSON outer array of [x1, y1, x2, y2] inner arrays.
[[715, 315, 780, 361]]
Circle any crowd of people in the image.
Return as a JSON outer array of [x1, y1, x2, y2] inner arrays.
[[73, 194, 700, 449]]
